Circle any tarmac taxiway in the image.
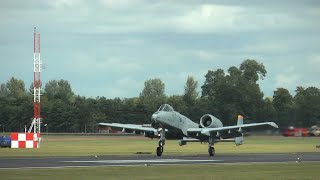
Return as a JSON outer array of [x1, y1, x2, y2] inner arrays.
[[0, 153, 319, 169]]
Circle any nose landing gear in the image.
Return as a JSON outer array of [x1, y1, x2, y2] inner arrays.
[[156, 144, 164, 156], [208, 137, 215, 156], [208, 146, 215, 156], [156, 128, 166, 156]]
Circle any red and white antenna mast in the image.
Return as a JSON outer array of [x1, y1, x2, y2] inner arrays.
[[28, 27, 42, 134]]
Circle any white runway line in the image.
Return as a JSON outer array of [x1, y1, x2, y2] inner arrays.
[[63, 159, 223, 164]]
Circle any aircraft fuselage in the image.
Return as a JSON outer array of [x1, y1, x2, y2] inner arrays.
[[152, 110, 199, 137]]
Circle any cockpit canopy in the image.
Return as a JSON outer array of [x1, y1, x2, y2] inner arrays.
[[158, 104, 174, 112]]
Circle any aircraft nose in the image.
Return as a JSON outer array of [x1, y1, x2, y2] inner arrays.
[[151, 113, 157, 121]]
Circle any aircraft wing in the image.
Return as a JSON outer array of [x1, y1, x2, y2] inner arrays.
[[99, 123, 157, 133], [188, 122, 278, 136]]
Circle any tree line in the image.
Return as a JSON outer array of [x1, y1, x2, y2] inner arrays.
[[0, 59, 319, 133]]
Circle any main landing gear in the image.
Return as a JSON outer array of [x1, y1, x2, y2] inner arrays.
[[156, 129, 166, 156], [208, 137, 215, 156]]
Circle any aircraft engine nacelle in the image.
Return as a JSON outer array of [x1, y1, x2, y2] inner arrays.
[[199, 114, 223, 128]]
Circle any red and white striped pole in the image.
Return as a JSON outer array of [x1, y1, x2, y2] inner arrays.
[[11, 28, 42, 148], [28, 27, 41, 135]]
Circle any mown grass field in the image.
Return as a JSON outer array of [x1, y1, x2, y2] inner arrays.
[[0, 163, 320, 180], [0, 135, 319, 179], [0, 135, 319, 157]]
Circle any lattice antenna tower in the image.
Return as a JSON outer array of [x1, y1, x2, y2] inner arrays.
[[28, 27, 42, 133]]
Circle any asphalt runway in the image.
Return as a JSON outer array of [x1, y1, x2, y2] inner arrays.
[[0, 153, 320, 169]]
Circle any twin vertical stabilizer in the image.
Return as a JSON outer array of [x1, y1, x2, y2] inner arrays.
[[235, 115, 244, 145]]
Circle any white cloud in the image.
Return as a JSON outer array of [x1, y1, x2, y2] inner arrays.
[[1, 1, 319, 98], [98, 58, 143, 73], [99, 0, 142, 10], [275, 74, 300, 88], [154, 70, 207, 96], [273, 66, 302, 95], [172, 4, 307, 33], [104, 77, 142, 98], [190, 50, 220, 61], [305, 55, 320, 78], [241, 41, 292, 55], [47, 0, 85, 9], [309, 55, 320, 66], [174, 4, 242, 33], [1, 1, 315, 34], [67, 54, 143, 74]]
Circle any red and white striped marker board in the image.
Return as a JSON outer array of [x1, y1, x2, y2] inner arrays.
[[10, 133, 41, 148]]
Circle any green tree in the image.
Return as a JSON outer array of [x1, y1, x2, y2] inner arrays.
[[294, 87, 320, 126], [238, 60, 266, 121], [240, 59, 266, 83], [183, 76, 199, 107], [273, 88, 294, 127], [0, 83, 9, 97], [139, 78, 166, 112], [6, 77, 26, 98], [46, 99, 73, 132], [0, 77, 32, 132], [201, 69, 226, 99], [43, 80, 75, 132], [44, 80, 74, 103], [73, 96, 94, 133], [201, 60, 266, 124], [201, 68, 233, 123], [261, 97, 276, 122], [167, 95, 185, 113]]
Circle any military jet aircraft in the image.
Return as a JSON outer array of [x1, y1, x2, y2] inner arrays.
[[99, 104, 278, 156]]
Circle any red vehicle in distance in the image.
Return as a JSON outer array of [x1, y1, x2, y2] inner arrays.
[[282, 126, 309, 137]]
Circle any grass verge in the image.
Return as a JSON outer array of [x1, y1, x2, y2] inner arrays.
[[0, 135, 319, 157], [0, 162, 319, 180]]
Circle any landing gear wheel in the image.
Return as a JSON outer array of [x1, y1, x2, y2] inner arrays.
[[208, 146, 215, 156], [156, 146, 163, 156], [157, 125, 165, 157]]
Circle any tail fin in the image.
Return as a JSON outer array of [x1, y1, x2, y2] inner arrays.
[[237, 115, 243, 126], [235, 115, 244, 146]]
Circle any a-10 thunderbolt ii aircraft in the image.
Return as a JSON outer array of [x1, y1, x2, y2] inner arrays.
[[99, 104, 278, 157]]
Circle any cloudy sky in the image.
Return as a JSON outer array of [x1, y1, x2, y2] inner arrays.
[[1, 0, 319, 98]]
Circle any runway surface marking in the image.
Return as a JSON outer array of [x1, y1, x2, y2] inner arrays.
[[63, 159, 223, 164], [1, 153, 319, 169]]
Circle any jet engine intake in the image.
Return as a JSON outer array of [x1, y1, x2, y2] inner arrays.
[[199, 114, 223, 128]]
